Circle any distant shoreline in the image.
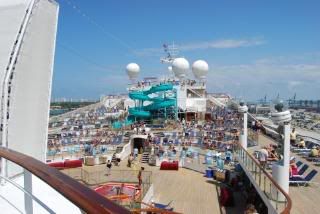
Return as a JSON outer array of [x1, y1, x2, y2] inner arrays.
[[50, 101, 97, 116]]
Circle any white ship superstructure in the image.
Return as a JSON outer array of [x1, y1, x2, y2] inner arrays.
[[0, 0, 59, 177]]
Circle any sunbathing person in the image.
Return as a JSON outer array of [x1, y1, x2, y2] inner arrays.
[[268, 149, 280, 161], [289, 159, 298, 177], [309, 146, 319, 157], [297, 138, 306, 148]]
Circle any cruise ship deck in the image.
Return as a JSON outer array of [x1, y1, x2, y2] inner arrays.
[[62, 155, 246, 214], [1, 1, 319, 213]]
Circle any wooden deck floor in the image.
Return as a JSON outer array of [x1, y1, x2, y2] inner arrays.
[[152, 168, 221, 214], [63, 156, 246, 214]]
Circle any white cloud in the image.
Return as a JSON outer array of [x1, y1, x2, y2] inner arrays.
[[134, 37, 265, 57], [288, 81, 303, 90], [206, 54, 320, 100], [180, 38, 265, 50]]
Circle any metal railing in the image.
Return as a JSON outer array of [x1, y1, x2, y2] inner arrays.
[[248, 128, 259, 143], [0, 171, 55, 214], [234, 143, 292, 214], [0, 146, 177, 214], [183, 154, 207, 173], [81, 168, 152, 198], [0, 146, 130, 214]]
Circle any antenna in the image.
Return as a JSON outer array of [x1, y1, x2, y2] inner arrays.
[[160, 41, 179, 64]]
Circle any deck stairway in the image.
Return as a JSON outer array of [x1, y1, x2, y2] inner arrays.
[[207, 96, 226, 107], [111, 146, 124, 163], [103, 98, 125, 110], [116, 146, 123, 153], [187, 88, 203, 98], [111, 154, 117, 163], [141, 152, 150, 163], [122, 138, 130, 144]]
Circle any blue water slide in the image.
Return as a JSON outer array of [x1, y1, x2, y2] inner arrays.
[[127, 83, 175, 119], [144, 99, 176, 111], [112, 121, 122, 129], [143, 83, 173, 95], [129, 107, 151, 118], [129, 91, 150, 101]]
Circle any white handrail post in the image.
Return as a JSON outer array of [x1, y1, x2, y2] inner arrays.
[[238, 102, 248, 149], [271, 102, 292, 200], [24, 169, 33, 214]]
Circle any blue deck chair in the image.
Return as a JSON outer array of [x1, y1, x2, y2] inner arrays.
[[47, 150, 57, 159], [84, 144, 90, 154], [67, 147, 75, 157], [155, 139, 161, 145], [154, 201, 173, 211], [306, 156, 320, 162], [172, 132, 177, 138], [197, 138, 202, 145], [118, 135, 123, 144], [298, 164, 309, 176], [290, 170, 318, 186], [296, 161, 303, 168], [191, 130, 196, 137], [217, 157, 224, 170], [225, 151, 233, 163], [100, 145, 107, 154]]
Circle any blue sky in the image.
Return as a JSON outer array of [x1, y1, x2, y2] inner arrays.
[[52, 0, 320, 101]]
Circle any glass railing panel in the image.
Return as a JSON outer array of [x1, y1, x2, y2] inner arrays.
[[0, 149, 131, 214], [0, 160, 69, 214]]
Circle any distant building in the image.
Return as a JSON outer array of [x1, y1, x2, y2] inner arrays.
[[288, 99, 320, 112]]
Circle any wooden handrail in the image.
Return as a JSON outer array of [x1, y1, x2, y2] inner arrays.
[[0, 146, 130, 214], [235, 143, 292, 214]]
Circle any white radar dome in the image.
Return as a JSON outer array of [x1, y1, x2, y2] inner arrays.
[[126, 63, 140, 80], [168, 66, 173, 72], [172, 58, 190, 79], [192, 60, 209, 80]]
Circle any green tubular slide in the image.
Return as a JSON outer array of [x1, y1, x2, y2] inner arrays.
[[128, 83, 175, 118], [129, 107, 151, 118], [144, 99, 175, 111], [129, 92, 150, 101], [112, 119, 134, 129], [143, 84, 173, 95]]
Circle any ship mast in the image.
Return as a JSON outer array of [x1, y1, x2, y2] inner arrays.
[[160, 41, 179, 64]]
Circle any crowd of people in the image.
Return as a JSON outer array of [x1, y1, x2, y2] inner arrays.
[[290, 127, 320, 157], [134, 79, 205, 89], [47, 128, 124, 159]]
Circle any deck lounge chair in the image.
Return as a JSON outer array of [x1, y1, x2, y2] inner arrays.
[[298, 164, 309, 175], [306, 157, 320, 163], [296, 161, 303, 168], [154, 201, 173, 211], [290, 169, 318, 186]]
